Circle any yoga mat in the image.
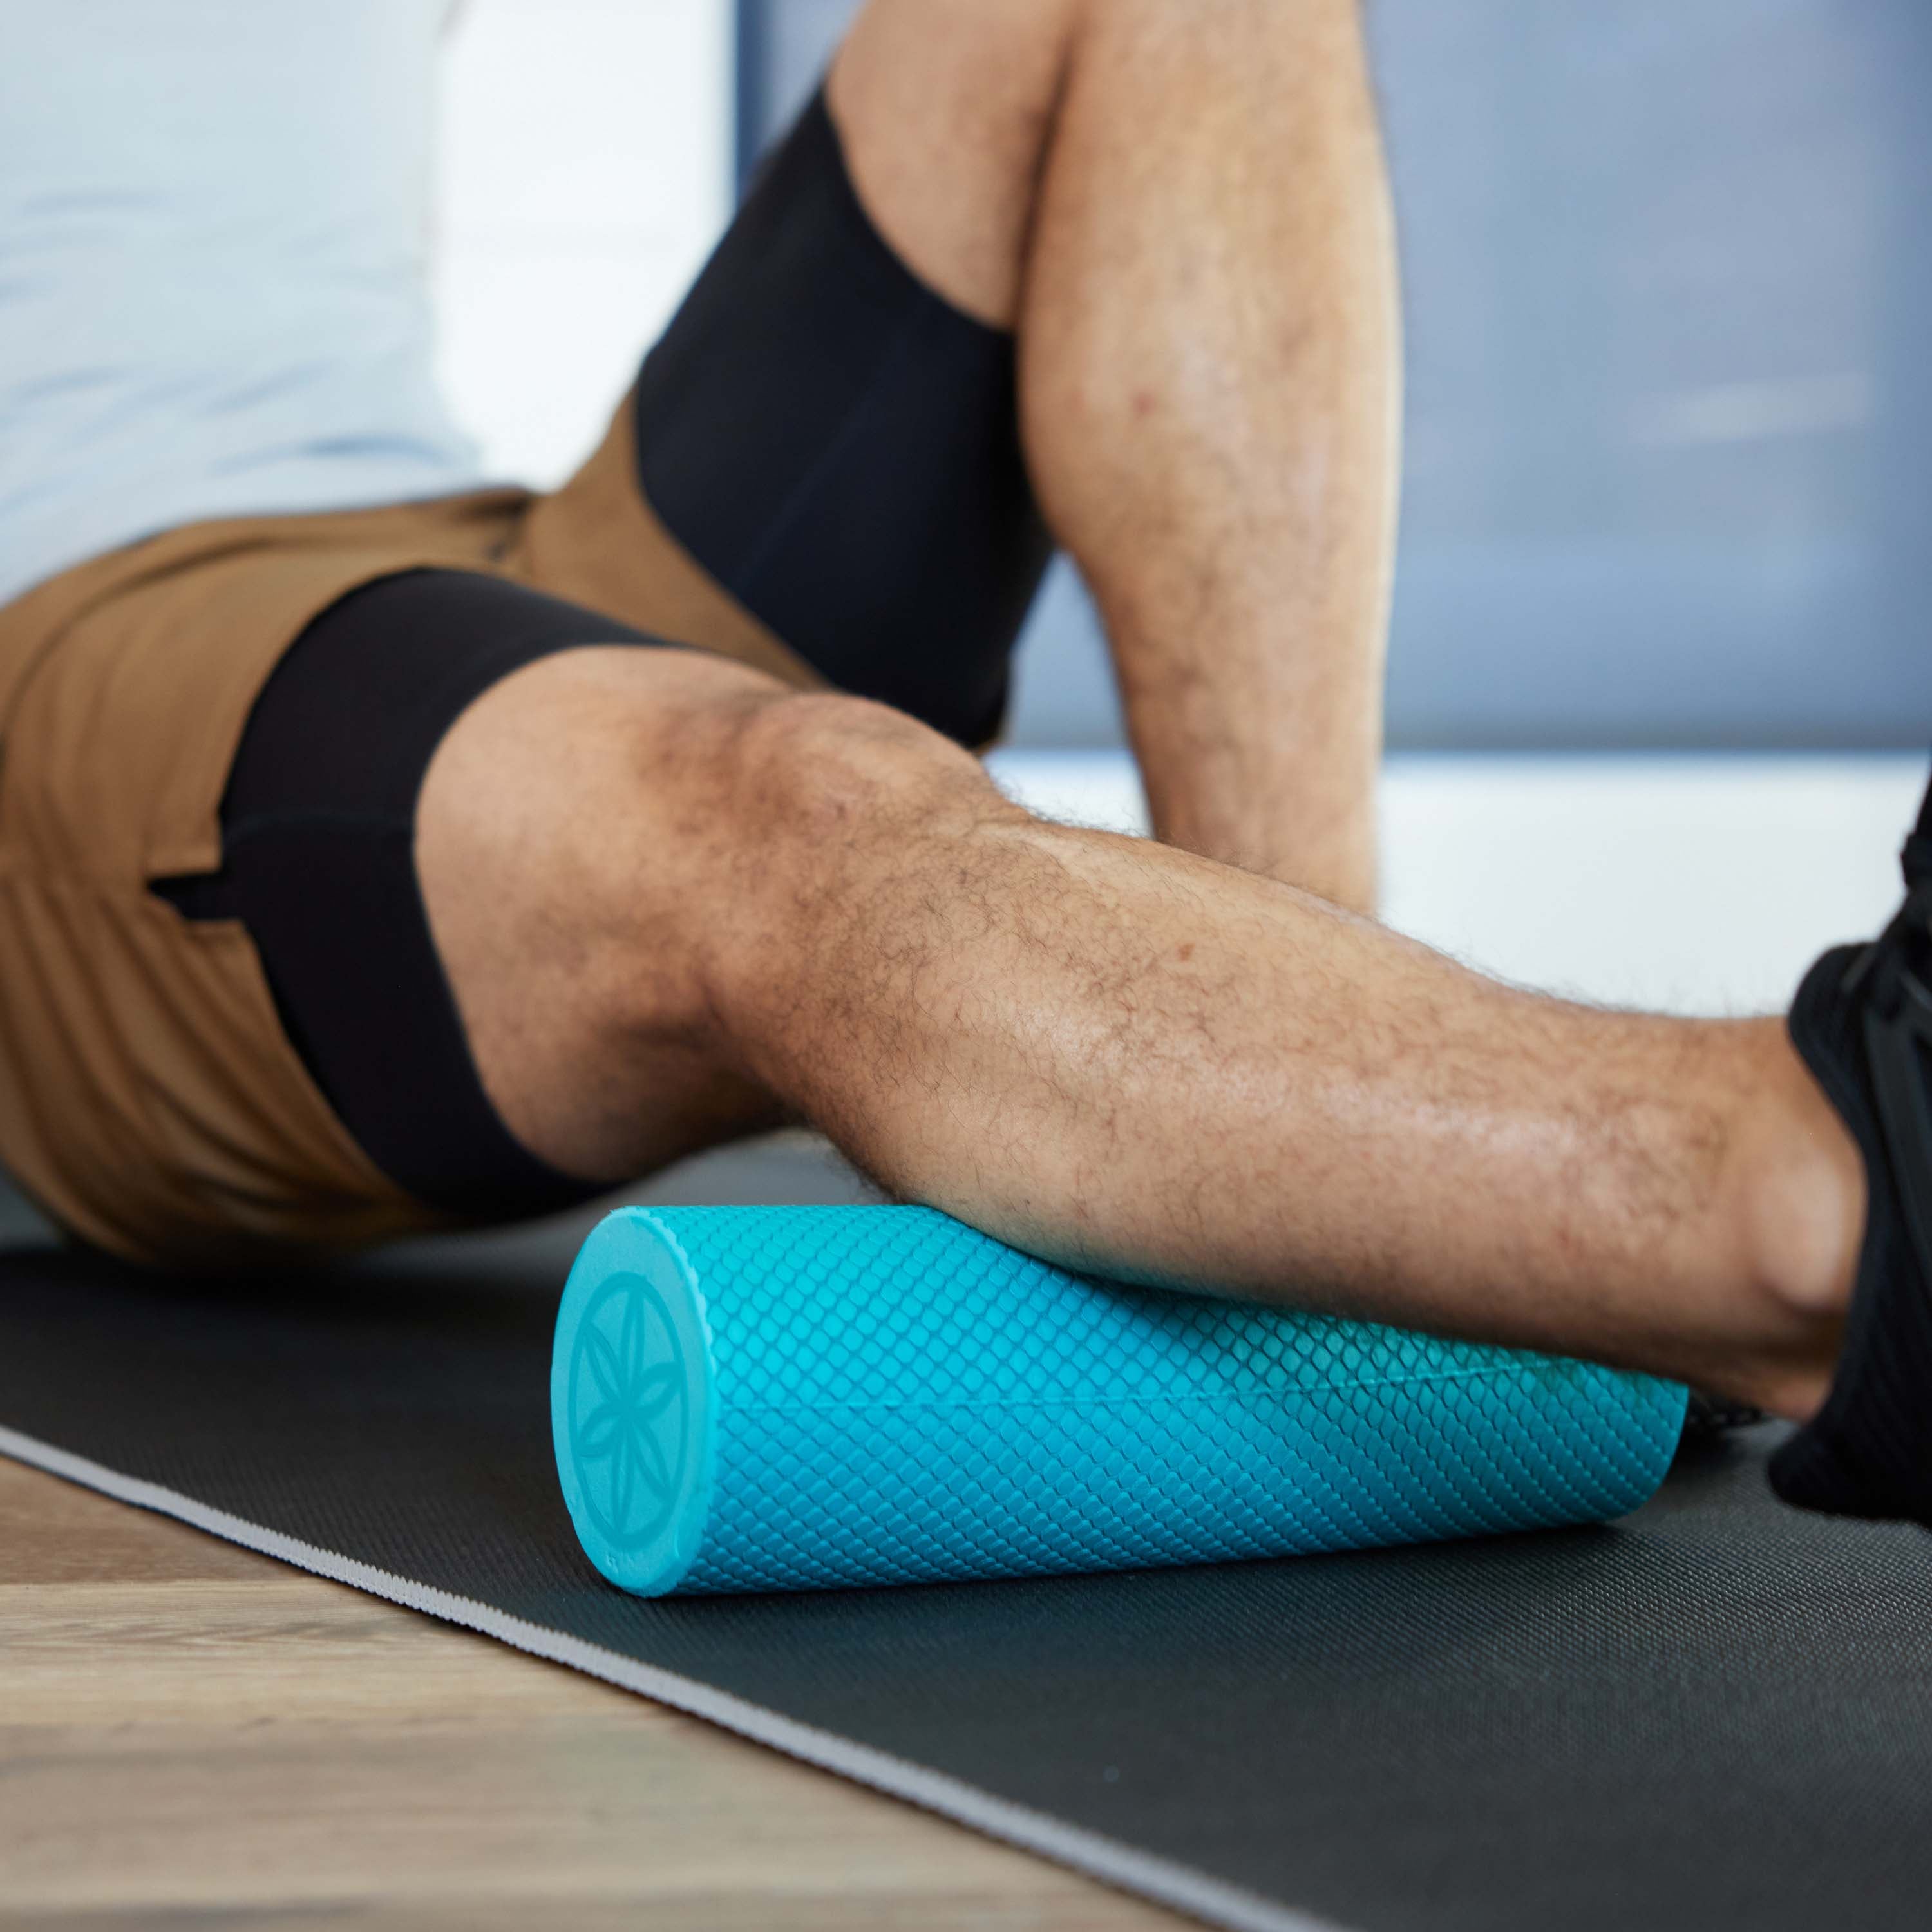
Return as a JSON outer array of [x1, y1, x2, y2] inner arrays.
[[4, 1141, 1931, 1932], [553, 1204, 1685, 1595]]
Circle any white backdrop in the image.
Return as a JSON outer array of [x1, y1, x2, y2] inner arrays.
[[431, 0, 735, 489]]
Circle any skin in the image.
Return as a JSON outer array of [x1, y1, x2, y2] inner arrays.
[[829, 0, 1400, 910], [416, 0, 1865, 1421]]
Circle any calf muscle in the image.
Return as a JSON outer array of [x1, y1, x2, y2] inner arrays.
[[692, 697, 1851, 1416]]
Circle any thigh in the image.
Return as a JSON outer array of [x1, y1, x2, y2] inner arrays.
[[513, 87, 1052, 751]]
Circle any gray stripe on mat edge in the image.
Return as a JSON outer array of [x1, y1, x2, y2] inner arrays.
[[0, 1422, 1346, 1932]]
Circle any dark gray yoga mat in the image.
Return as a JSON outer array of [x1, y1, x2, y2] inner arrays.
[[3, 1135, 1930, 1932]]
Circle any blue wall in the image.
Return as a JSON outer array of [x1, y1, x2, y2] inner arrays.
[[737, 0, 1932, 750]]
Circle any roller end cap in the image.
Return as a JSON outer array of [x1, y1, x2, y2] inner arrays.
[[552, 1214, 715, 1596]]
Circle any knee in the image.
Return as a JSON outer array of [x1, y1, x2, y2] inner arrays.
[[671, 688, 1025, 1049], [722, 689, 1015, 858], [684, 684, 1043, 1066], [828, 0, 1081, 327]]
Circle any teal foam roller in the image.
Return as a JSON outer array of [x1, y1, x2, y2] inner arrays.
[[550, 1203, 1689, 1596]]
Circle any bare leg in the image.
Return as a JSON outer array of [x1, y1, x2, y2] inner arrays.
[[829, 0, 1400, 908], [419, 659, 1862, 1423]]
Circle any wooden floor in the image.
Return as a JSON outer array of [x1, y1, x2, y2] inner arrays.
[[0, 1455, 1181, 1929]]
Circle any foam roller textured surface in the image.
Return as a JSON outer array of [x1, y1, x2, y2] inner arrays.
[[551, 1204, 1688, 1595]]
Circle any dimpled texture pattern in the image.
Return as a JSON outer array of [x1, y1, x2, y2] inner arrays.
[[557, 1204, 1688, 1595]]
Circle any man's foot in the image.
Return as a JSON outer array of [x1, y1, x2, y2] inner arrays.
[[1770, 764, 1932, 1525]]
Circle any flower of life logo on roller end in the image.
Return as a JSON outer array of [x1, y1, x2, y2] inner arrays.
[[567, 1273, 692, 1554]]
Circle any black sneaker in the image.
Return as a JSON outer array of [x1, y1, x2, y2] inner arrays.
[[1769, 762, 1932, 1525]]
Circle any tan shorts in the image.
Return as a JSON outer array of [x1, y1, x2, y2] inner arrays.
[[0, 399, 822, 1266]]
